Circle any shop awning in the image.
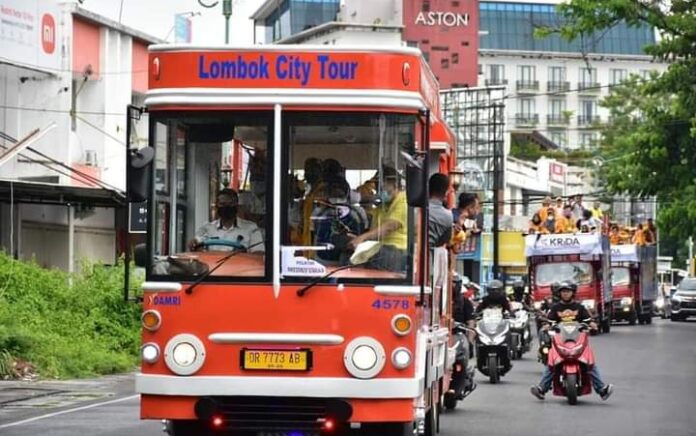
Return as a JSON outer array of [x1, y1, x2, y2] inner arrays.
[[0, 179, 125, 208]]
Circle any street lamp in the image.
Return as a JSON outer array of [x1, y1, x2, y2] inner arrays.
[[198, 0, 233, 44]]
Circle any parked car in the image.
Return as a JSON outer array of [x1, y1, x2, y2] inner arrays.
[[671, 278, 696, 321]]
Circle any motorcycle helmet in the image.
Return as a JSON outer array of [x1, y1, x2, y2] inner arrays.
[[553, 280, 577, 300], [512, 280, 525, 300], [486, 279, 505, 299]]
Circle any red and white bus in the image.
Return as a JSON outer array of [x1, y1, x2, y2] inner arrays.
[[127, 45, 457, 436]]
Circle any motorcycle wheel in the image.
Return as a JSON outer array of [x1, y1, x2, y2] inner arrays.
[[565, 374, 578, 405], [443, 392, 458, 410], [488, 355, 500, 384]]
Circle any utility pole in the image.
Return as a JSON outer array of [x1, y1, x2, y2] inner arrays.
[[197, 0, 232, 44], [688, 236, 693, 277]]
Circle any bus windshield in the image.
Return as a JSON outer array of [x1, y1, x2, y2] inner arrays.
[[611, 267, 630, 286], [535, 262, 594, 286]]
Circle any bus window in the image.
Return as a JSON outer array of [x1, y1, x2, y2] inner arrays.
[[283, 112, 417, 282]]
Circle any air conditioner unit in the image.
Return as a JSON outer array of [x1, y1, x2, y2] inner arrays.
[[84, 149, 97, 167]]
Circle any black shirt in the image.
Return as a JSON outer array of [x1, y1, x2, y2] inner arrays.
[[547, 301, 592, 323], [476, 295, 511, 313], [455, 295, 475, 324]]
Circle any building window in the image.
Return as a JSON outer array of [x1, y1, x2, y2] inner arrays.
[[452, 53, 459, 64], [518, 65, 536, 83], [640, 69, 652, 79], [579, 67, 597, 86], [452, 1, 460, 6], [610, 68, 628, 85], [579, 99, 598, 124], [486, 64, 505, 85], [479, 1, 655, 55], [441, 58, 449, 69], [518, 98, 535, 115], [423, 1, 430, 11], [579, 132, 598, 149], [549, 131, 567, 148]]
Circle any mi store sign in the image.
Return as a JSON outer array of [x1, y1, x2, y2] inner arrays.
[[414, 11, 470, 27]]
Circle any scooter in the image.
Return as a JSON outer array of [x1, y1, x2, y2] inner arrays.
[[537, 327, 553, 365], [444, 323, 477, 410], [475, 308, 512, 384], [547, 321, 596, 405], [509, 302, 532, 360]]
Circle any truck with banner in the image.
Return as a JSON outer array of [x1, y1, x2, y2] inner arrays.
[[525, 233, 613, 333], [611, 244, 658, 325], [124, 45, 457, 436]]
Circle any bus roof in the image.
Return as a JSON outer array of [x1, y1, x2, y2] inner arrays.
[[146, 45, 441, 114]]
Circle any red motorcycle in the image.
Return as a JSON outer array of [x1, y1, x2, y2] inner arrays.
[[547, 321, 595, 405]]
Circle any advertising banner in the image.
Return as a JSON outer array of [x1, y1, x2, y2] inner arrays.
[[525, 233, 603, 257], [610, 244, 638, 263], [0, 0, 61, 71]]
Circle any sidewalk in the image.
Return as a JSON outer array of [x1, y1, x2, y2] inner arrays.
[[0, 373, 135, 423]]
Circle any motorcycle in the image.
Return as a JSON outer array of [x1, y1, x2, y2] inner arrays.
[[475, 308, 512, 384], [509, 302, 532, 360], [537, 327, 553, 365], [444, 322, 477, 410], [547, 321, 596, 405]]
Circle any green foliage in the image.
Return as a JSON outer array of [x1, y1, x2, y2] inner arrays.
[[0, 253, 141, 378], [551, 0, 696, 260], [509, 138, 594, 163]]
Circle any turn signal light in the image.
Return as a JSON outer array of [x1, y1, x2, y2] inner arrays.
[[391, 314, 412, 336], [142, 310, 162, 331]]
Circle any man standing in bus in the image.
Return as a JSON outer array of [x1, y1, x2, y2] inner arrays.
[[190, 189, 265, 253], [348, 166, 407, 272]]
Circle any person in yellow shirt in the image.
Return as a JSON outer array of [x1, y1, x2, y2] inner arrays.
[[528, 213, 548, 234], [633, 224, 646, 246], [538, 196, 552, 221], [557, 204, 577, 233], [349, 166, 407, 272], [591, 201, 604, 220], [609, 224, 621, 245]]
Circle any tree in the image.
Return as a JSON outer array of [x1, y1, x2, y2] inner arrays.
[[548, 0, 696, 260]]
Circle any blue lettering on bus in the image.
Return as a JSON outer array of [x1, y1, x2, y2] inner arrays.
[[198, 54, 358, 86], [152, 295, 181, 306]]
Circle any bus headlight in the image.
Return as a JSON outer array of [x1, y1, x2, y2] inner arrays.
[[164, 334, 206, 375], [344, 337, 385, 379], [141, 343, 160, 364], [621, 297, 633, 306], [391, 347, 412, 369]]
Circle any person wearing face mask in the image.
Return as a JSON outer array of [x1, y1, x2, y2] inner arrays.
[[559, 204, 576, 233], [348, 166, 407, 272], [190, 189, 265, 253], [528, 213, 547, 234], [544, 207, 557, 234]]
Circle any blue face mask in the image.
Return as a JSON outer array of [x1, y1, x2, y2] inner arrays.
[[379, 191, 393, 204]]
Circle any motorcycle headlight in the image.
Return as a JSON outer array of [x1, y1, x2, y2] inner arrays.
[[621, 297, 633, 306], [581, 299, 596, 310], [656, 299, 665, 309], [492, 333, 507, 345]]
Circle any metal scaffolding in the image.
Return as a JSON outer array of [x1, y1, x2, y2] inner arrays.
[[440, 86, 506, 277]]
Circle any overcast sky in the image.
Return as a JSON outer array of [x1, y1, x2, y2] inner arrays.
[[80, 0, 265, 44]]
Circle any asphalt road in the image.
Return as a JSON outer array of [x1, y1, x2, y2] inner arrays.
[[1, 318, 695, 436]]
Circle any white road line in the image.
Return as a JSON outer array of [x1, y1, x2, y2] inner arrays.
[[0, 394, 139, 430]]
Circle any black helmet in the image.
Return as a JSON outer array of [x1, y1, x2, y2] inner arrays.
[[487, 279, 505, 299], [512, 280, 525, 291], [553, 280, 577, 298]]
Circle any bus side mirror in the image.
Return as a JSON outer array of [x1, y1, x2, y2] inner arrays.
[[127, 147, 154, 203], [405, 164, 426, 207], [133, 243, 147, 268]]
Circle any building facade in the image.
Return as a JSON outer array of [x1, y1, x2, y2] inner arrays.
[[0, 1, 158, 271]]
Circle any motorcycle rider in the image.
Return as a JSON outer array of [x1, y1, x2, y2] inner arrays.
[[530, 281, 614, 401], [511, 280, 534, 310], [476, 279, 511, 314]]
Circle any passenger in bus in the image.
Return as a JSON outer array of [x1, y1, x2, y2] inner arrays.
[[190, 189, 265, 253], [633, 223, 647, 246], [554, 196, 565, 218], [312, 176, 367, 264], [609, 223, 621, 245], [240, 149, 267, 227], [644, 218, 657, 245], [348, 166, 407, 272], [537, 196, 553, 221], [428, 173, 453, 247], [300, 158, 325, 247], [543, 207, 557, 234], [577, 209, 601, 233], [528, 213, 547, 234], [557, 205, 576, 233]]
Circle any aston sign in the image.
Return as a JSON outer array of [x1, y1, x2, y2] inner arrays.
[[414, 11, 470, 27]]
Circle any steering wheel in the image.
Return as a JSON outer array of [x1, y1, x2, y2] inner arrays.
[[199, 238, 246, 251]]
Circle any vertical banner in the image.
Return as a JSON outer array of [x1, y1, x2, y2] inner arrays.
[[174, 13, 192, 43]]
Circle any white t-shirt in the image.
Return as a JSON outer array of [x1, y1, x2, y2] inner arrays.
[[195, 218, 265, 252]]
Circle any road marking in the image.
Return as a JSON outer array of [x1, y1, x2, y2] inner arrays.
[[0, 394, 139, 429]]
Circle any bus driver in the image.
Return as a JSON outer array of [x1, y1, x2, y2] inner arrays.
[[189, 189, 265, 253]]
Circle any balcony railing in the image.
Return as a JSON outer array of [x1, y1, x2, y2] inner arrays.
[[577, 82, 602, 93], [577, 115, 601, 126], [516, 80, 540, 92], [515, 113, 539, 126], [485, 78, 508, 86], [547, 114, 570, 126], [547, 81, 570, 93]]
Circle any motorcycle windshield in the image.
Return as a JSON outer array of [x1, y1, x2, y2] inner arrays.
[[480, 309, 507, 335], [558, 322, 581, 342]]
